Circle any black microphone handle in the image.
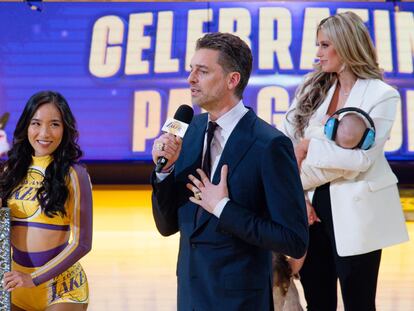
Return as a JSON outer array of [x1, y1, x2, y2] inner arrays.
[[155, 156, 168, 173]]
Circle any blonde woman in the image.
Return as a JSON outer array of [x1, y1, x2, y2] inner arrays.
[[282, 12, 408, 310]]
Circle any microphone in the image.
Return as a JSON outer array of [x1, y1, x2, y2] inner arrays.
[[155, 105, 194, 173]]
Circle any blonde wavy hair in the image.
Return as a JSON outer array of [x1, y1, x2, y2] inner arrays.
[[290, 11, 383, 138]]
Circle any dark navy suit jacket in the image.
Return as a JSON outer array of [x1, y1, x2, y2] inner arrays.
[[152, 109, 308, 311]]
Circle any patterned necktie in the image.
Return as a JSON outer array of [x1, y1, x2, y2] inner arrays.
[[196, 121, 218, 224]]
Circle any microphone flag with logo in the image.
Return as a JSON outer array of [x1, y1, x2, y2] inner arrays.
[[155, 105, 194, 173]]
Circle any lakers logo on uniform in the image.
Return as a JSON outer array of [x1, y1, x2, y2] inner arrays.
[[12, 167, 44, 219], [49, 263, 89, 304]]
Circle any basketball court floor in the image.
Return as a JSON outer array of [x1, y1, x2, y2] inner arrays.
[[80, 185, 414, 310]]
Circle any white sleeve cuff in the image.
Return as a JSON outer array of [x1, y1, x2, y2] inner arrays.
[[155, 165, 174, 182], [212, 197, 230, 218]]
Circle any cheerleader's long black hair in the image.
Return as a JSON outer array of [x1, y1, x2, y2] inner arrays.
[[0, 91, 82, 217]]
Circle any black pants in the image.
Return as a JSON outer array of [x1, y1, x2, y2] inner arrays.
[[300, 183, 382, 311]]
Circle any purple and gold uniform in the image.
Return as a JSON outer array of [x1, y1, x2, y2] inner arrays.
[[7, 155, 93, 310]]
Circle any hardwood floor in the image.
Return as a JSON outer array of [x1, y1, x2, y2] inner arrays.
[[81, 185, 414, 310]]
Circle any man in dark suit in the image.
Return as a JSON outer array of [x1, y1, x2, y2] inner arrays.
[[151, 32, 308, 311]]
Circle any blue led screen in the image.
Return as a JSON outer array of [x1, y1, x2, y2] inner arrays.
[[0, 2, 413, 161]]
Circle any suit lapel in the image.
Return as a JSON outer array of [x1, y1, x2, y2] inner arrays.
[[316, 79, 370, 120], [175, 114, 207, 232], [315, 81, 337, 120], [192, 109, 257, 233], [343, 78, 369, 109], [176, 114, 207, 173], [212, 109, 256, 183]]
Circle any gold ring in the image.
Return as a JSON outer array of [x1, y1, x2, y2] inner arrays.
[[194, 190, 202, 200], [156, 142, 164, 151]]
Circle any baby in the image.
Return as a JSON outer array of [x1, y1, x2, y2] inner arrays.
[[300, 112, 370, 191], [334, 112, 368, 149]]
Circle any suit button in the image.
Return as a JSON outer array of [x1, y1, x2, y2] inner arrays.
[[191, 243, 196, 249]]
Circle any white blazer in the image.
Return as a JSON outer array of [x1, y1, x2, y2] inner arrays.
[[283, 78, 409, 256]]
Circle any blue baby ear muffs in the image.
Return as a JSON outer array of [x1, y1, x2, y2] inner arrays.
[[324, 107, 376, 150]]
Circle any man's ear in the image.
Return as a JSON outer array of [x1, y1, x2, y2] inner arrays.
[[227, 72, 241, 91]]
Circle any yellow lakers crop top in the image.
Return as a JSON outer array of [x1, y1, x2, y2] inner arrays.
[[7, 155, 93, 285], [9, 155, 70, 230]]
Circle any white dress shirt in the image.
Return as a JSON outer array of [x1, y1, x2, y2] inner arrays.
[[205, 101, 248, 217], [205, 101, 248, 179]]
